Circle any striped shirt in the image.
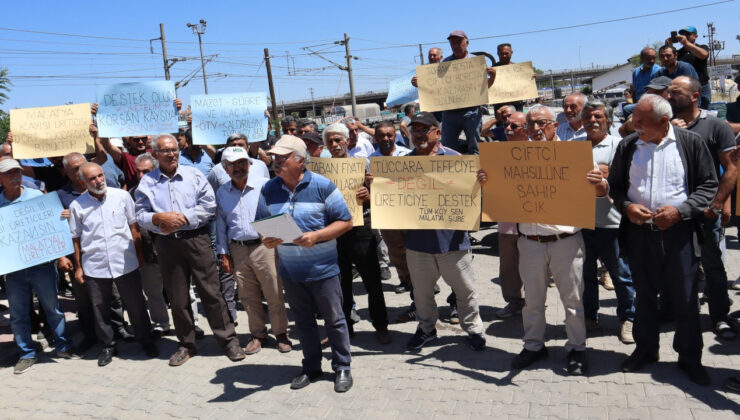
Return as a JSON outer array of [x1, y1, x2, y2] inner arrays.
[[255, 170, 351, 282]]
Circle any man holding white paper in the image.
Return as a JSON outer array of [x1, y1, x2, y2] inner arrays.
[[255, 135, 354, 393]]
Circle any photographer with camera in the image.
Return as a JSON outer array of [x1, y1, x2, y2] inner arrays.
[[665, 26, 710, 109]]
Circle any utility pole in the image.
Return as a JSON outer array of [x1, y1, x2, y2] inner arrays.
[[340, 33, 357, 116], [706, 22, 716, 66], [187, 19, 208, 94], [419, 44, 425, 65], [264, 48, 279, 120], [309, 87, 316, 117], [159, 24, 170, 80]]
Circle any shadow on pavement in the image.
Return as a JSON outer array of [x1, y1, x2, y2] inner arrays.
[[209, 363, 298, 402]]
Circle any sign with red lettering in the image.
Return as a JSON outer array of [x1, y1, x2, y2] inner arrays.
[[369, 155, 481, 230]]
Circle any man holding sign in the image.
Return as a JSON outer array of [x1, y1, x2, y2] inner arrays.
[[0, 159, 79, 374], [440, 30, 496, 156], [322, 123, 391, 344], [401, 112, 486, 352], [479, 105, 608, 375]]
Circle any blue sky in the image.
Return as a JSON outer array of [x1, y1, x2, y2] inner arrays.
[[2, 0, 739, 111]]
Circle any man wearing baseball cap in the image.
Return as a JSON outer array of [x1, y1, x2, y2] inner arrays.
[[300, 131, 331, 158], [255, 135, 354, 392], [215, 146, 291, 355], [440, 30, 497, 156], [665, 26, 710, 108]]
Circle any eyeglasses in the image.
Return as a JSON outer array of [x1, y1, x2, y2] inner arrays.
[[506, 122, 524, 129], [226, 160, 249, 168], [132, 137, 147, 143], [157, 148, 179, 155], [527, 119, 553, 128], [273, 154, 293, 163]]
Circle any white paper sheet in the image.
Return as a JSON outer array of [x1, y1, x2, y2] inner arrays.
[[250, 213, 304, 243]]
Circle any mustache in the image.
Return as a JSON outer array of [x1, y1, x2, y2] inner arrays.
[[586, 122, 601, 129]]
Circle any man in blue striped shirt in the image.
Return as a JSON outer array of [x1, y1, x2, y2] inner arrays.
[[256, 135, 354, 393]]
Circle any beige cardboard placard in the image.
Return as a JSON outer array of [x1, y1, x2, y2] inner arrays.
[[479, 142, 595, 229], [10, 103, 93, 159], [307, 157, 366, 227], [370, 155, 481, 230], [488, 61, 539, 105], [416, 56, 489, 113]]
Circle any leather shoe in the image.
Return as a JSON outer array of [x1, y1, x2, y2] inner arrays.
[[290, 371, 322, 390], [169, 347, 196, 367], [194, 326, 205, 339], [276, 334, 292, 353], [225, 344, 246, 361], [511, 347, 548, 370], [678, 359, 711, 386], [334, 370, 353, 393], [97, 347, 116, 367], [620, 349, 659, 372], [375, 329, 392, 345]]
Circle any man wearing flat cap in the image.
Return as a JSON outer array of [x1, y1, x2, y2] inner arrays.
[[256, 135, 355, 393], [440, 30, 497, 156]]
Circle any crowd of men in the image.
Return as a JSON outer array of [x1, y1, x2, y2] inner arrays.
[[1, 25, 740, 393]]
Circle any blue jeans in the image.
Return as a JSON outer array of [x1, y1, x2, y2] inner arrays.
[[622, 103, 636, 119], [701, 216, 730, 322], [282, 275, 351, 373], [581, 228, 635, 322], [441, 107, 481, 155], [5, 262, 73, 359], [699, 83, 711, 110]]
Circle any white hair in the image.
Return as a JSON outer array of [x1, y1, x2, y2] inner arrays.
[[566, 92, 588, 106], [151, 133, 177, 152], [62, 152, 85, 170], [322, 123, 350, 145], [135, 152, 158, 168], [526, 104, 554, 120], [637, 93, 673, 120], [77, 162, 101, 182]]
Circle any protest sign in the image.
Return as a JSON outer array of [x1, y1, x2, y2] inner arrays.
[[0, 193, 74, 276], [416, 56, 489, 113], [307, 157, 366, 226], [10, 103, 93, 159], [385, 71, 418, 108], [191, 92, 268, 145], [488, 61, 539, 104], [369, 155, 481, 230], [479, 142, 595, 229], [95, 81, 178, 137]]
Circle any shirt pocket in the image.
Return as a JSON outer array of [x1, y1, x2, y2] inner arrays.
[[664, 154, 686, 192]]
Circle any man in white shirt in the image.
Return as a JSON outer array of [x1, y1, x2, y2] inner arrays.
[[505, 105, 606, 375], [69, 163, 159, 367], [608, 94, 718, 385]]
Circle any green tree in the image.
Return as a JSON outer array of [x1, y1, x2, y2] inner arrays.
[[0, 68, 11, 106], [581, 85, 593, 95], [0, 110, 8, 143]]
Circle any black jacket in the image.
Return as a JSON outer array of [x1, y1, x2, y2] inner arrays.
[[608, 127, 717, 245]]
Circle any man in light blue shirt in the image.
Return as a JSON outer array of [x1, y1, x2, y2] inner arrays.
[[556, 93, 587, 141], [215, 146, 291, 355], [632, 48, 661, 102], [207, 133, 270, 192], [69, 163, 158, 367], [135, 133, 244, 367]]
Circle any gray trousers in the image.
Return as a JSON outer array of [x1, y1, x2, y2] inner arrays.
[[499, 234, 524, 306], [518, 233, 586, 352], [406, 249, 483, 335], [139, 263, 170, 330]]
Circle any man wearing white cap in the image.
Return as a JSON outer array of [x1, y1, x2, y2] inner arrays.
[[215, 146, 291, 355], [0, 158, 79, 374], [256, 135, 354, 393]]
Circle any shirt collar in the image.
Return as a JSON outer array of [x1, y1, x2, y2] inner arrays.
[[155, 167, 184, 182], [228, 175, 261, 193], [637, 124, 676, 146]]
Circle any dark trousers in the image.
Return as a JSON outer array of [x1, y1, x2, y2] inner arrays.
[[582, 228, 635, 322], [701, 216, 731, 323], [282, 275, 351, 372], [625, 221, 702, 364], [71, 273, 127, 342], [155, 232, 238, 351], [337, 224, 389, 331], [85, 270, 153, 347]]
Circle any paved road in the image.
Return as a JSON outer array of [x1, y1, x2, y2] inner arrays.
[[2, 225, 740, 419]]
